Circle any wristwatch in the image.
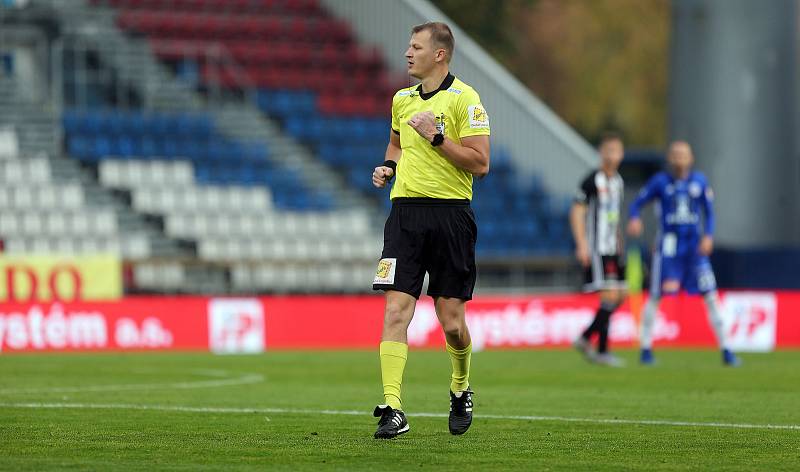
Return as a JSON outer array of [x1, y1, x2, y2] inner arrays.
[[431, 133, 444, 147]]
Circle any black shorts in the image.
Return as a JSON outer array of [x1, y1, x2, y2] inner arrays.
[[373, 198, 477, 300], [583, 254, 626, 292]]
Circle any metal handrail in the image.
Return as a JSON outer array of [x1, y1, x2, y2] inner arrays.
[[146, 39, 258, 106], [54, 32, 259, 112]]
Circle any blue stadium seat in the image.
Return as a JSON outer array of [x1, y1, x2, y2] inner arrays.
[[147, 113, 174, 137], [67, 135, 91, 161], [107, 111, 127, 136], [62, 106, 337, 213], [92, 136, 112, 161], [84, 111, 105, 135], [62, 110, 82, 135], [242, 142, 269, 162], [112, 135, 136, 157], [161, 138, 179, 157], [350, 118, 369, 140], [206, 139, 229, 162], [124, 111, 147, 136], [257, 89, 318, 120], [175, 138, 200, 160]]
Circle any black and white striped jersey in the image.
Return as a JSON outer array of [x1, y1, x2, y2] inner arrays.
[[574, 170, 624, 257]]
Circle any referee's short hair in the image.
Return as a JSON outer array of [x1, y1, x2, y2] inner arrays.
[[412, 22, 454, 63]]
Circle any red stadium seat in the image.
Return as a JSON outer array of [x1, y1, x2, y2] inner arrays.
[[351, 70, 371, 90], [165, 13, 198, 39], [254, 0, 280, 11], [108, 0, 394, 119], [311, 44, 334, 68], [288, 44, 312, 67], [198, 15, 224, 38], [277, 43, 310, 67], [139, 11, 162, 34], [238, 17, 261, 39], [252, 67, 288, 89], [106, 0, 131, 7], [116, 10, 137, 31], [202, 64, 241, 88], [142, 0, 166, 8], [178, 0, 207, 10], [357, 46, 383, 71], [340, 95, 361, 116], [259, 17, 284, 41], [227, 0, 252, 12], [312, 70, 346, 93], [285, 17, 309, 41], [114, 0, 324, 16], [328, 20, 352, 44], [251, 68, 283, 88], [359, 97, 382, 117], [204, 0, 231, 10], [287, 0, 322, 15], [317, 94, 336, 115], [287, 68, 313, 89], [217, 16, 241, 39], [310, 18, 334, 42], [227, 41, 257, 64], [149, 39, 201, 60]]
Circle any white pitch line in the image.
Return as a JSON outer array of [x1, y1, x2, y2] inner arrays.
[[0, 372, 263, 394], [0, 402, 798, 431]]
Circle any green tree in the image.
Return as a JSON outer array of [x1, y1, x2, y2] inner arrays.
[[437, 0, 670, 147]]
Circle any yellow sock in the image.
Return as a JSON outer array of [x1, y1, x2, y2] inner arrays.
[[446, 342, 472, 393], [379, 341, 408, 410]]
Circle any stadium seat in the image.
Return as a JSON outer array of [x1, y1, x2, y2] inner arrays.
[[93, 0, 575, 260]]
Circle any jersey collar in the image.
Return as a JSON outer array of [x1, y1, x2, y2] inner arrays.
[[669, 170, 693, 183], [415, 73, 455, 100]]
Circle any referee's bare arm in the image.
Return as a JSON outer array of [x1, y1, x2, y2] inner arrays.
[[408, 111, 489, 177], [373, 130, 402, 188], [439, 134, 490, 178]]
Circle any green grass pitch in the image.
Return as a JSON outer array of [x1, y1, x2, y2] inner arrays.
[[1, 349, 799, 471]]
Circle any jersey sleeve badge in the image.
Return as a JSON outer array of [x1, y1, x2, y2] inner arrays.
[[468, 104, 489, 128]]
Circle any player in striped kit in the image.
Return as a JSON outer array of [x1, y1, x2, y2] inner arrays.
[[570, 132, 627, 366]]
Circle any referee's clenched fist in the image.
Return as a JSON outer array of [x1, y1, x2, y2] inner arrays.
[[372, 165, 394, 188]]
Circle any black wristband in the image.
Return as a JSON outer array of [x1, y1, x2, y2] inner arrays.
[[383, 160, 397, 181], [431, 133, 444, 147]]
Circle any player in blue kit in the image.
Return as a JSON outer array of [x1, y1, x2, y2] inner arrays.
[[627, 141, 740, 366]]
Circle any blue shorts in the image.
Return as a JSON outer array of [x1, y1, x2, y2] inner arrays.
[[650, 234, 717, 297]]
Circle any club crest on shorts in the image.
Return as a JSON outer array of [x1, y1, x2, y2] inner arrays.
[[374, 258, 397, 285]]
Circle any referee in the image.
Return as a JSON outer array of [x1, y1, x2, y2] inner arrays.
[[371, 22, 490, 439]]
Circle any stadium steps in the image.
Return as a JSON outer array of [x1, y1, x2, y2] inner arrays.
[[0, 77, 59, 156], [0, 71, 193, 260], [45, 152, 196, 259], [50, 1, 379, 212]]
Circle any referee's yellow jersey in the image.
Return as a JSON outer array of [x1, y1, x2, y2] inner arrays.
[[390, 74, 490, 201]]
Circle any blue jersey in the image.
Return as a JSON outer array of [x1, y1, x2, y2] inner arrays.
[[629, 170, 715, 241], [629, 170, 717, 296]]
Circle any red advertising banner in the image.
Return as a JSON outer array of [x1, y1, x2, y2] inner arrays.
[[263, 296, 383, 349], [408, 291, 800, 352], [1, 291, 798, 353], [0, 298, 207, 352]]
